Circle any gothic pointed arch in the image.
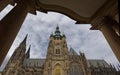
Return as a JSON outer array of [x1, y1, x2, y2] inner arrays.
[[54, 63, 62, 75]]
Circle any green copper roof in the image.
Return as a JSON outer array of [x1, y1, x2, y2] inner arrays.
[[50, 26, 66, 38], [55, 25, 61, 36]]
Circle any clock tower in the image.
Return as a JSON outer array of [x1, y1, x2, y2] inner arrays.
[[43, 26, 69, 75]]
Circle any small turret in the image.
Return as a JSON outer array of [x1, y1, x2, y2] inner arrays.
[[62, 32, 66, 38], [79, 52, 85, 57], [50, 33, 54, 37]]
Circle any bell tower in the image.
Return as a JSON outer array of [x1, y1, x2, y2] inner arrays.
[[43, 26, 69, 75]]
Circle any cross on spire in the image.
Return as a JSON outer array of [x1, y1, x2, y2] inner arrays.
[[55, 25, 61, 36]]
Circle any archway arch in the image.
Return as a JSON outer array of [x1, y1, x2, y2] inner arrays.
[[54, 63, 62, 75], [0, 0, 119, 67], [0, 10, 119, 71]]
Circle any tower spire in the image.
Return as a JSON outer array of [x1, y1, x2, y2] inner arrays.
[[18, 34, 28, 50], [25, 45, 31, 59], [22, 34, 28, 44], [10, 34, 28, 61], [55, 25, 61, 36], [50, 26, 66, 39]]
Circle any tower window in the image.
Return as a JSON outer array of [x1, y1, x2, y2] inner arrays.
[[56, 49, 60, 54]]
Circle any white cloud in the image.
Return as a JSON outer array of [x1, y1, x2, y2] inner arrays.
[[0, 5, 119, 71]]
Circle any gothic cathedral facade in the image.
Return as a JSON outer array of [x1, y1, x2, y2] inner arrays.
[[2, 26, 120, 75]]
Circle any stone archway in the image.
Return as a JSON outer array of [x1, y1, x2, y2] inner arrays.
[[54, 63, 62, 75], [0, 0, 119, 66]]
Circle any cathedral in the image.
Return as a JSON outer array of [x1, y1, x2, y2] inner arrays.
[[2, 26, 120, 75]]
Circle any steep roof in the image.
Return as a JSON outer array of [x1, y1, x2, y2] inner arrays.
[[87, 59, 110, 68], [23, 59, 45, 68], [69, 47, 78, 55]]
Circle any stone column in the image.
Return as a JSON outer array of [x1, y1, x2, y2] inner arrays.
[[91, 20, 120, 62], [100, 24, 120, 62], [0, 0, 29, 65], [102, 16, 119, 35]]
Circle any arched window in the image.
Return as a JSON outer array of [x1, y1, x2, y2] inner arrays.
[[56, 49, 60, 54]]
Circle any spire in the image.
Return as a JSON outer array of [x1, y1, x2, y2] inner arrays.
[[22, 34, 28, 44], [25, 45, 31, 58], [18, 34, 28, 50], [55, 25, 61, 36], [79, 50, 84, 55], [62, 32, 65, 37], [17, 34, 28, 48], [50, 32, 54, 37], [10, 34, 28, 61], [50, 25, 66, 38]]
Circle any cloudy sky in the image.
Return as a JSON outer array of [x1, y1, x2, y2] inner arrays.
[[0, 5, 119, 71]]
